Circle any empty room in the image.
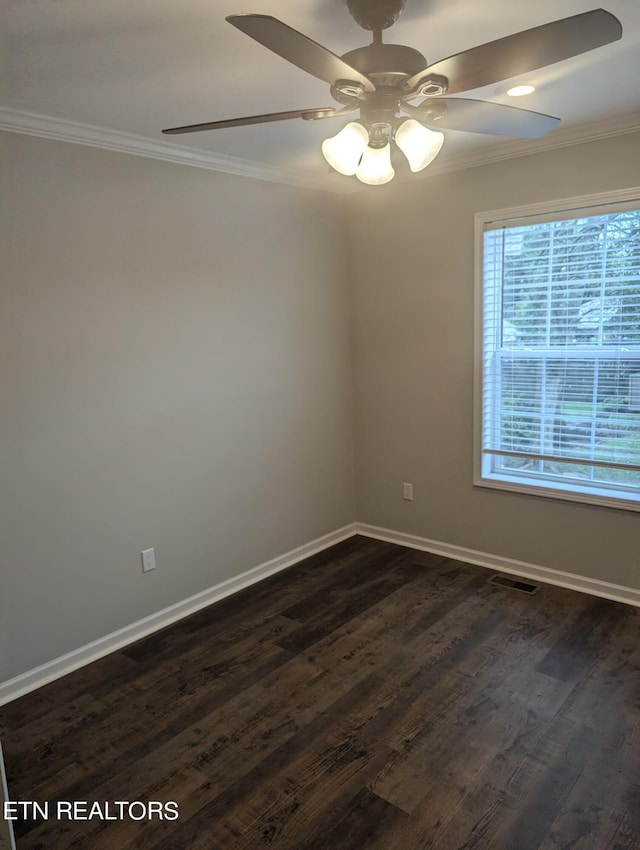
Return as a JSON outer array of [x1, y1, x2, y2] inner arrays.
[[1, 1, 640, 848]]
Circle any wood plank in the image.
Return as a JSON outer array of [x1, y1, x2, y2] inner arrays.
[[292, 787, 407, 850], [535, 596, 627, 682], [537, 710, 640, 850]]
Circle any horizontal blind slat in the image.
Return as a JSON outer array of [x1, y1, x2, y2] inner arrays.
[[482, 448, 640, 474]]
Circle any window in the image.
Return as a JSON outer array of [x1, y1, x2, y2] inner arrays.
[[475, 191, 640, 510]]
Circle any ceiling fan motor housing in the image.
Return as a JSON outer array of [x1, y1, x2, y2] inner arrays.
[[339, 43, 428, 87], [334, 42, 446, 126], [346, 0, 406, 31]]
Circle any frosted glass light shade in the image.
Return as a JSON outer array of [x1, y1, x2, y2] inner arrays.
[[321, 122, 369, 175], [394, 119, 444, 172], [356, 143, 395, 185]]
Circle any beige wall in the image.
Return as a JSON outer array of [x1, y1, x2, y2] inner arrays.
[[1, 133, 356, 681], [3, 127, 640, 685], [349, 130, 640, 590]]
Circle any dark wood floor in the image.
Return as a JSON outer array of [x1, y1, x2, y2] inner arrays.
[[2, 536, 640, 849]]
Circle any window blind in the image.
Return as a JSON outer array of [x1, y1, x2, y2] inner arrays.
[[481, 205, 640, 496]]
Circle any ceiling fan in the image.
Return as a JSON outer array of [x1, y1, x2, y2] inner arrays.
[[162, 1, 622, 184]]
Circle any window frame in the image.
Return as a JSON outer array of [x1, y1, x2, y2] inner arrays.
[[474, 187, 640, 513]]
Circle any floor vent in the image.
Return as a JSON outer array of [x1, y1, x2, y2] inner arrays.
[[488, 574, 540, 594]]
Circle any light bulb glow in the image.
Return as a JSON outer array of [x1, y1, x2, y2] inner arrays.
[[506, 84, 536, 97], [356, 143, 395, 185], [394, 119, 444, 172], [321, 122, 369, 175]]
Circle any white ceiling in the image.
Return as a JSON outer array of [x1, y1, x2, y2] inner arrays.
[[2, 0, 640, 190]]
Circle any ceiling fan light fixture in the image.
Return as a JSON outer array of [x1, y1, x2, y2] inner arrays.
[[356, 142, 395, 185], [321, 121, 369, 175], [166, 10, 623, 184], [394, 118, 444, 172]]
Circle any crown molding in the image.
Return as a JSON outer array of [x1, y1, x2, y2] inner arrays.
[[2, 105, 640, 192], [0, 106, 335, 193]]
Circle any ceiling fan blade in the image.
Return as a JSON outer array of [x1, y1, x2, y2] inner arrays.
[[410, 98, 560, 138], [227, 14, 376, 92], [404, 9, 622, 95], [162, 107, 344, 135]]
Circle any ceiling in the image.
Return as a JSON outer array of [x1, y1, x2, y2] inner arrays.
[[1, 0, 640, 191]]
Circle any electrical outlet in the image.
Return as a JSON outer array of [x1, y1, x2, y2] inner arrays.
[[403, 482, 414, 501], [141, 547, 156, 573]]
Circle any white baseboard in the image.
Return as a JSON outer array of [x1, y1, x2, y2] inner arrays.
[[5, 520, 638, 705], [0, 524, 357, 705], [356, 523, 640, 608]]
